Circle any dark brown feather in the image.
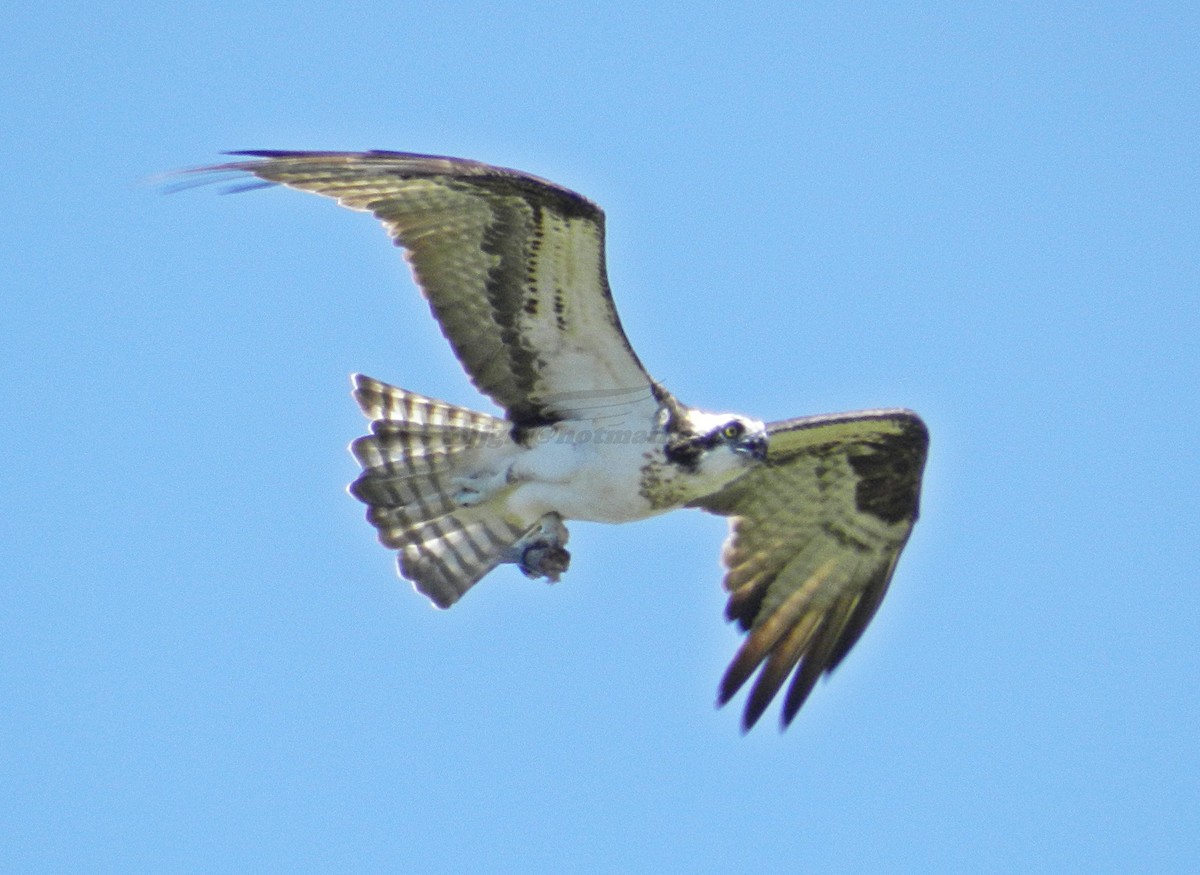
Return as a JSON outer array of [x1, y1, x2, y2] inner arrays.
[[695, 409, 928, 729], [190, 151, 656, 426]]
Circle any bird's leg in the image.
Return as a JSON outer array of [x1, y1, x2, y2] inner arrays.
[[450, 469, 505, 507]]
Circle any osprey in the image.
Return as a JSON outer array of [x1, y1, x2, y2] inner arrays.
[[193, 150, 929, 730]]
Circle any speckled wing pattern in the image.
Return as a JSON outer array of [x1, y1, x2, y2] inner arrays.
[[693, 410, 928, 730], [201, 150, 658, 425]]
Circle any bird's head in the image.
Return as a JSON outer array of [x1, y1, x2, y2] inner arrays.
[[665, 410, 768, 479]]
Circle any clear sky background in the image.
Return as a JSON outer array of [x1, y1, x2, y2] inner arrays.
[[4, 3, 1198, 872]]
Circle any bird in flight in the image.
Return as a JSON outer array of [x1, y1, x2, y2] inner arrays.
[[191, 150, 929, 730]]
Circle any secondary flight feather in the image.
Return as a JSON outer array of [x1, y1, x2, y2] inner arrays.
[[190, 150, 929, 730]]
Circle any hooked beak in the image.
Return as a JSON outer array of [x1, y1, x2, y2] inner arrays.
[[737, 434, 769, 462]]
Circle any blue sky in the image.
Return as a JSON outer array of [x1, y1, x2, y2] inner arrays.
[[3, 3, 1198, 871]]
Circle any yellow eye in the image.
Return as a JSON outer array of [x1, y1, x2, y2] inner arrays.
[[722, 422, 743, 440]]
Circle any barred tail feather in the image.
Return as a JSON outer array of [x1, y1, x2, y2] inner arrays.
[[352, 373, 504, 432], [349, 373, 508, 512], [348, 374, 535, 607], [396, 512, 530, 608]]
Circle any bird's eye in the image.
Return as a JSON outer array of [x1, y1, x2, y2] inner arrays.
[[722, 422, 744, 440]]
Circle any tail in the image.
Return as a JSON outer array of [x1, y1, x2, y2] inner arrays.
[[349, 374, 555, 608]]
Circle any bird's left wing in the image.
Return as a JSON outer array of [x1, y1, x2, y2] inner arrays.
[[692, 409, 928, 730], [190, 150, 657, 426]]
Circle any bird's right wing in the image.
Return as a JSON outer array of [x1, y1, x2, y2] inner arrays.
[[693, 410, 929, 730]]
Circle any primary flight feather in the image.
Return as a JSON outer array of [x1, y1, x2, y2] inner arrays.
[[192, 150, 929, 730]]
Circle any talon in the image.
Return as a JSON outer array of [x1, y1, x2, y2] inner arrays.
[[453, 487, 482, 506], [450, 470, 501, 508], [519, 544, 571, 582], [506, 512, 571, 582]]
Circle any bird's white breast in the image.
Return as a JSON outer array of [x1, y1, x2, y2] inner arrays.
[[503, 419, 665, 524]]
